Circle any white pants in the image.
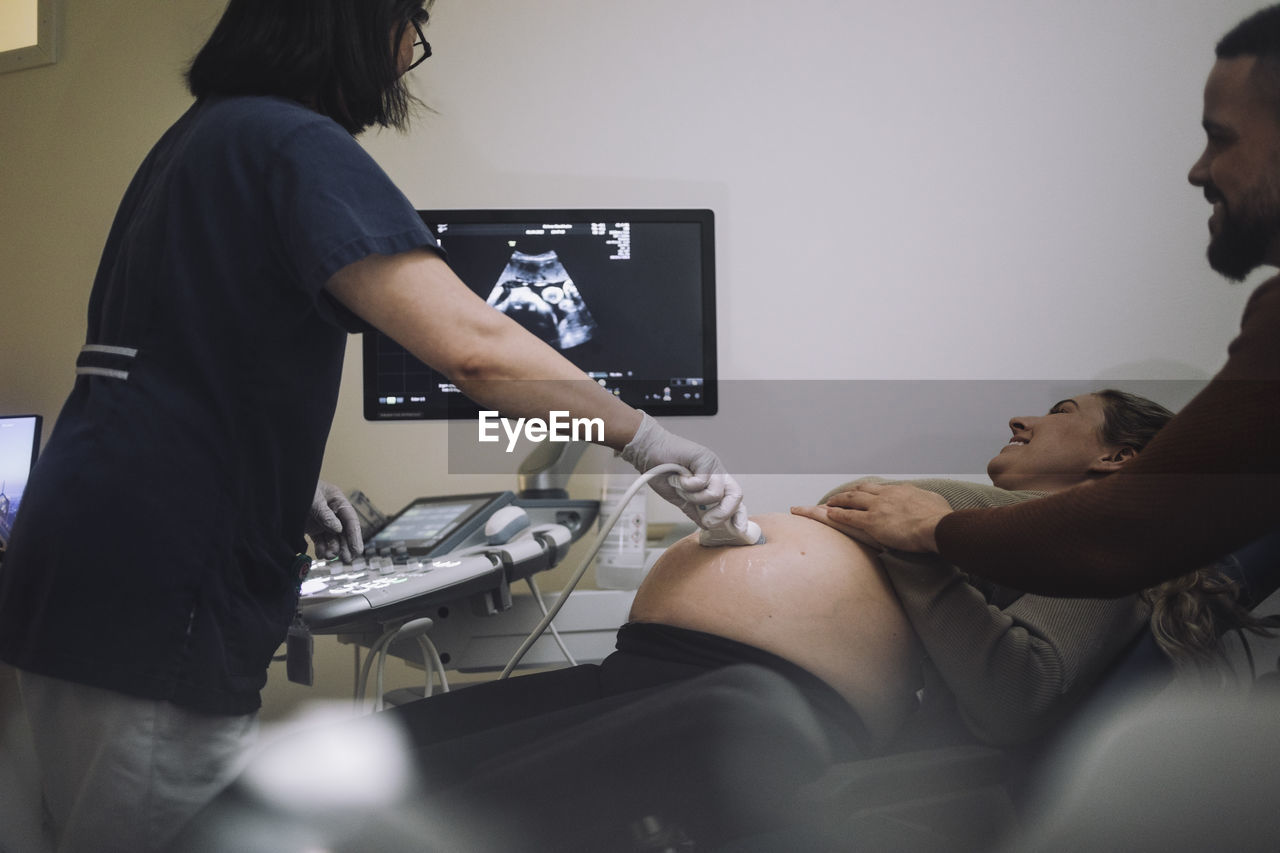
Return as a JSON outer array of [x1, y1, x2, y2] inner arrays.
[[15, 670, 257, 853]]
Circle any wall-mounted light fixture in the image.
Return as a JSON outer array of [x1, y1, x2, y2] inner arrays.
[[0, 0, 59, 74]]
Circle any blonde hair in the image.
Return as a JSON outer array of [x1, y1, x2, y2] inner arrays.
[[1144, 567, 1280, 677]]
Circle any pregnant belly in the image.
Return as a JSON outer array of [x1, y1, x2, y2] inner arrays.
[[628, 512, 922, 747]]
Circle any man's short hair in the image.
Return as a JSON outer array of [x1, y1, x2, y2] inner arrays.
[[186, 0, 430, 135], [1219, 5, 1280, 59], [1218, 4, 1280, 118]]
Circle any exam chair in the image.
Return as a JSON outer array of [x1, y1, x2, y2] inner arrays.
[[386, 537, 1277, 853], [710, 529, 1280, 853], [999, 529, 1280, 853]]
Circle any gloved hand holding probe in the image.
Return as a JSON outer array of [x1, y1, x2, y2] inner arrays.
[[620, 413, 763, 546], [305, 480, 364, 562]]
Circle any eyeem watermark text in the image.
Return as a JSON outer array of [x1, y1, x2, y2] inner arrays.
[[478, 411, 604, 452]]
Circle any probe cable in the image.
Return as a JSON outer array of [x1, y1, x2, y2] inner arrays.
[[356, 616, 447, 712], [527, 574, 578, 667], [499, 462, 690, 679]]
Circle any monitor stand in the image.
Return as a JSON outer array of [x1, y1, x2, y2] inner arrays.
[[517, 441, 590, 499]]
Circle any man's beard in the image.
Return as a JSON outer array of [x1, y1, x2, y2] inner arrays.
[[1207, 181, 1280, 282]]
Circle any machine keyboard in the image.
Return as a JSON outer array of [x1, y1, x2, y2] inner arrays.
[[299, 551, 506, 630]]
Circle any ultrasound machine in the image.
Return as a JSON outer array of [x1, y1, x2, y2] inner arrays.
[[293, 209, 716, 700]]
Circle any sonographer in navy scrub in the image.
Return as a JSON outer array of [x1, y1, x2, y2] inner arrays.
[[0, 3, 748, 850]]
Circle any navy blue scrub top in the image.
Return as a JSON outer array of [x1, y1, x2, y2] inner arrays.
[[0, 96, 438, 714]]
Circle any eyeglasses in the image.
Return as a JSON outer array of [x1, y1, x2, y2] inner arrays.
[[406, 19, 432, 71]]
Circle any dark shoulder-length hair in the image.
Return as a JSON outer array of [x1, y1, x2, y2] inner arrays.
[[186, 0, 430, 135]]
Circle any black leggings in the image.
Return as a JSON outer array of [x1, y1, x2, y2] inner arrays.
[[177, 626, 869, 853], [389, 623, 871, 773], [380, 624, 871, 851]]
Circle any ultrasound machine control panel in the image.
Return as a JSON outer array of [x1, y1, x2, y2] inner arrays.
[[298, 491, 598, 632]]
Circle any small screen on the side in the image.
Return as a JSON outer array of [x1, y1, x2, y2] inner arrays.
[[369, 500, 477, 545], [363, 209, 716, 420], [367, 493, 498, 549], [0, 415, 41, 550]]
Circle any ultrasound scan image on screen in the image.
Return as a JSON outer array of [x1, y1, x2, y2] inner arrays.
[[486, 250, 599, 350], [363, 209, 717, 420]]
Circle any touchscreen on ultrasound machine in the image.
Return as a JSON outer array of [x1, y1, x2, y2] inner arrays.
[[360, 491, 515, 559]]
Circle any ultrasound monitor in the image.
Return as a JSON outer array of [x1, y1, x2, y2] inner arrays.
[[363, 209, 716, 420], [0, 414, 42, 550]]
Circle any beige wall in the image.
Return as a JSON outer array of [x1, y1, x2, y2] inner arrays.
[[1, 0, 219, 419]]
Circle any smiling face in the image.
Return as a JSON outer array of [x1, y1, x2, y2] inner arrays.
[[986, 394, 1129, 493], [1188, 57, 1280, 281]]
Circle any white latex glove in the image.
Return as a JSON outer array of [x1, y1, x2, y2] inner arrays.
[[305, 481, 364, 562], [620, 412, 748, 534]]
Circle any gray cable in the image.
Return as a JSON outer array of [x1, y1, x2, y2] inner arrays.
[[499, 463, 688, 679]]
